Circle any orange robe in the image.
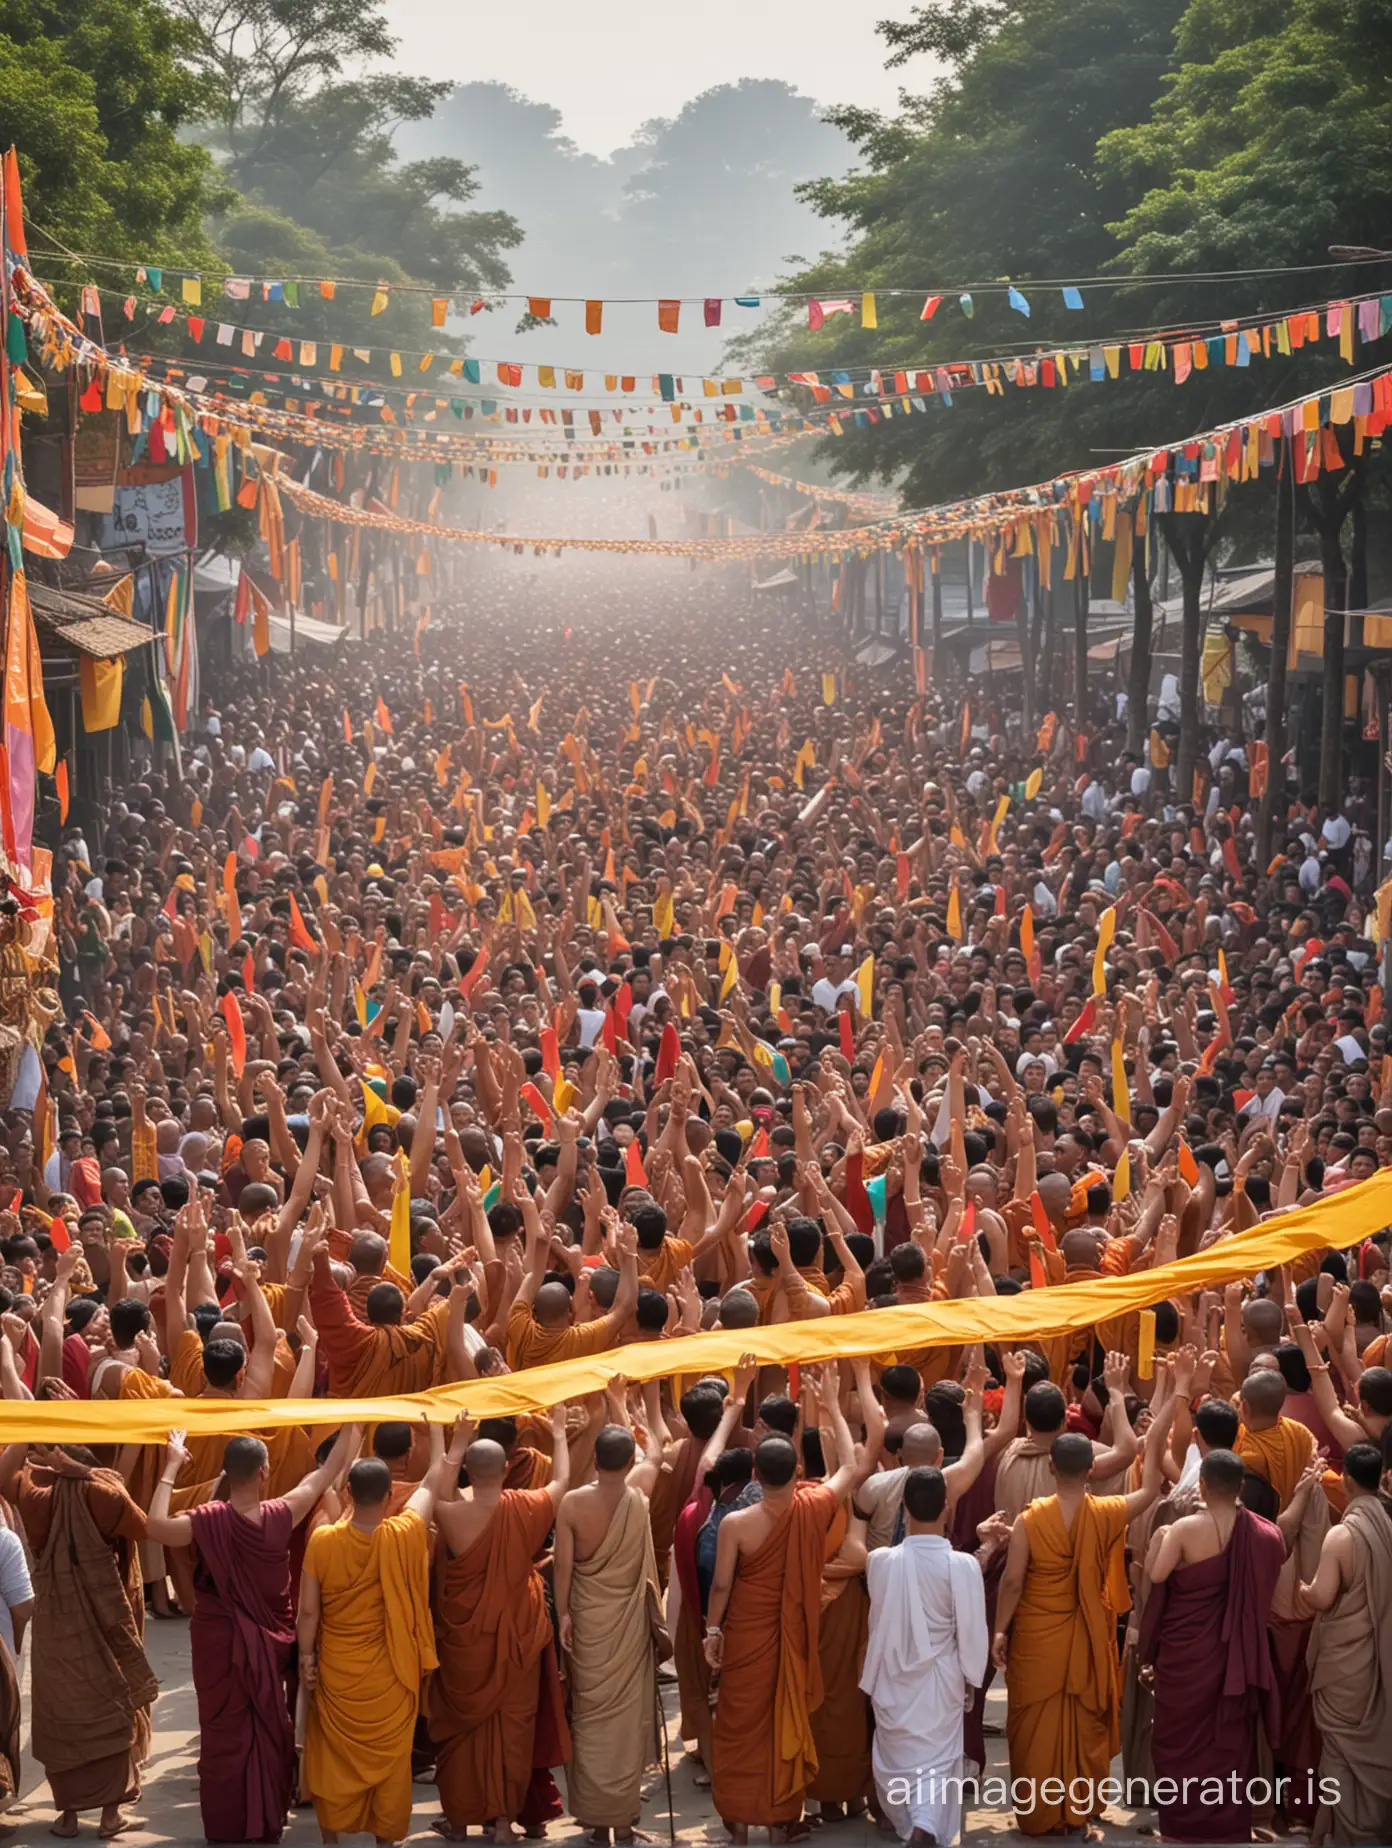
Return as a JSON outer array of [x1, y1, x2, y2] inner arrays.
[[711, 1483, 840, 1826], [1236, 1418, 1316, 1512], [303, 1510, 437, 1843], [428, 1487, 569, 1827], [505, 1303, 622, 1372], [1006, 1494, 1130, 1836], [808, 1510, 870, 1805], [309, 1262, 450, 1396], [637, 1235, 695, 1295], [648, 1435, 702, 1590]]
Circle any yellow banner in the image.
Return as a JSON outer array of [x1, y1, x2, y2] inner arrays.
[[3, 1172, 1388, 1441]]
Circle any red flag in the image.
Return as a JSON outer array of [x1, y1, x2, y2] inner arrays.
[[48, 1215, 70, 1254], [613, 982, 633, 1043], [896, 852, 911, 901], [624, 1140, 648, 1189], [654, 1021, 680, 1085], [749, 1127, 770, 1159], [1062, 997, 1096, 1045], [459, 944, 490, 1000], [242, 950, 255, 992], [221, 991, 247, 1076], [838, 1010, 855, 1059], [540, 1025, 561, 1079]]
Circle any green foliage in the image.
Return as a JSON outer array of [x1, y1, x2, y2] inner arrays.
[[0, 0, 224, 274], [180, 0, 520, 321], [748, 0, 1392, 526], [1101, 0, 1392, 270], [743, 0, 1190, 507]]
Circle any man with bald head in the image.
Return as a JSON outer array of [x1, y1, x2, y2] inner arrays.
[[299, 1420, 468, 1845], [429, 1402, 571, 1841], [1236, 1367, 1317, 1511], [554, 1421, 664, 1843], [506, 1196, 639, 1370]]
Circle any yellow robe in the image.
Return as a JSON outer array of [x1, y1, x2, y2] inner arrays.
[[1006, 1494, 1130, 1835], [303, 1509, 438, 1842]]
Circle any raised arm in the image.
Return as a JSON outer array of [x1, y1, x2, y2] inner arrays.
[[283, 1423, 362, 1525]]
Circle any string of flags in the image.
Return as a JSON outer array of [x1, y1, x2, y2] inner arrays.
[[46, 274, 1392, 410], [269, 355, 1392, 566]]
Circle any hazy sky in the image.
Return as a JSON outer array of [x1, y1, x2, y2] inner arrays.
[[380, 1, 911, 154]]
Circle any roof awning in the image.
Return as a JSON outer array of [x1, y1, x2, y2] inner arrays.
[[28, 582, 152, 658], [265, 610, 348, 652], [21, 494, 74, 562]]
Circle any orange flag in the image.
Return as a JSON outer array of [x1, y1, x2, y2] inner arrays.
[[342, 709, 352, 742], [459, 944, 490, 1000], [318, 775, 333, 825], [82, 1011, 111, 1050], [375, 696, 393, 735], [288, 892, 317, 954], [55, 759, 69, 823], [520, 1082, 554, 1133], [221, 991, 247, 1076]]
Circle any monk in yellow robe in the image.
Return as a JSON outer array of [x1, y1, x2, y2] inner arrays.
[[299, 1420, 467, 1843], [993, 1373, 1173, 1837]]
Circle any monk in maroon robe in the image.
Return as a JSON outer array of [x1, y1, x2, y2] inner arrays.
[[1139, 1453, 1284, 1843], [145, 1426, 355, 1843]]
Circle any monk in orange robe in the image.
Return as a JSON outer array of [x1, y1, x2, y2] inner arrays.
[[504, 1213, 638, 1371], [993, 1373, 1173, 1837], [705, 1369, 860, 1842], [1235, 1370, 1317, 1511], [299, 1422, 465, 1843], [808, 1506, 871, 1817], [427, 1407, 570, 1839], [308, 1238, 454, 1396]]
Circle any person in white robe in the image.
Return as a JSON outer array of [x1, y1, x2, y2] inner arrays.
[[860, 1467, 988, 1848]]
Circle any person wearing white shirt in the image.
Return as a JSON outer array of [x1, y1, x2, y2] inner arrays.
[[1298, 855, 1323, 896], [1130, 764, 1152, 797], [1081, 779, 1109, 823], [0, 1523, 33, 1663], [1321, 813, 1352, 853], [860, 1468, 988, 1847]]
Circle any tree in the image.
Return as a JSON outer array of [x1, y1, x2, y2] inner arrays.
[[0, 0, 222, 274], [179, 0, 520, 328], [740, 0, 1191, 507]]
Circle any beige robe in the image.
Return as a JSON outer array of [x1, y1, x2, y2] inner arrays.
[[1308, 1495, 1392, 1845], [565, 1486, 659, 1829]]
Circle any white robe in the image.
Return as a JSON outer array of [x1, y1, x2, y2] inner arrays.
[[860, 1535, 988, 1847]]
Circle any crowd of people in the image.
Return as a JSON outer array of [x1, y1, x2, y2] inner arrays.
[[0, 558, 1388, 1847]]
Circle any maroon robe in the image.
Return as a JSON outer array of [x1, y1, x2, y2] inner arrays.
[[187, 1498, 298, 1843], [1139, 1504, 1284, 1842]]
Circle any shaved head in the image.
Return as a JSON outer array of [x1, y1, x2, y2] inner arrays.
[[347, 1458, 392, 1507], [464, 1438, 508, 1483], [534, 1281, 573, 1327], [718, 1289, 759, 1329], [1240, 1369, 1288, 1418], [900, 1422, 943, 1468], [595, 1425, 637, 1473]]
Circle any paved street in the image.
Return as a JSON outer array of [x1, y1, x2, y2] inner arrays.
[[2, 1618, 1155, 1845]]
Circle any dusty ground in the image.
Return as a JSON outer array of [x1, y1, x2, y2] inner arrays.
[[4, 1619, 1156, 1845]]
